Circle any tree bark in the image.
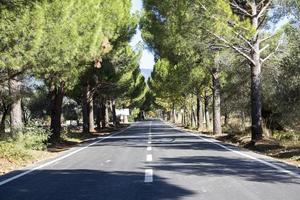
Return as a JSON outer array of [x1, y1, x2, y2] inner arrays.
[[101, 101, 107, 128], [250, 3, 263, 142], [95, 103, 102, 130], [82, 83, 94, 133], [183, 108, 186, 126], [82, 85, 89, 133], [224, 112, 229, 126], [250, 62, 262, 141], [88, 95, 95, 133], [0, 105, 9, 133], [212, 68, 222, 135], [9, 75, 23, 136], [105, 102, 110, 125], [190, 104, 193, 127], [191, 103, 196, 127], [204, 91, 211, 130], [49, 82, 65, 142], [171, 103, 176, 123], [196, 95, 203, 130], [111, 100, 117, 127]]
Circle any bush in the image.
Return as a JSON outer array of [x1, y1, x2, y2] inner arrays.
[[0, 124, 50, 161], [18, 124, 50, 150], [273, 131, 300, 141], [0, 141, 29, 161]]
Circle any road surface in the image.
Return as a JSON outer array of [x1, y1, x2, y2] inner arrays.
[[0, 120, 300, 200]]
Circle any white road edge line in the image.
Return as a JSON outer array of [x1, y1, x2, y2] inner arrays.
[[0, 124, 133, 186], [146, 154, 153, 162], [194, 134, 300, 179], [167, 121, 300, 179], [144, 169, 153, 183]]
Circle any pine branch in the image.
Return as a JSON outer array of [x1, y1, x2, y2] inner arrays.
[[230, 0, 252, 17]]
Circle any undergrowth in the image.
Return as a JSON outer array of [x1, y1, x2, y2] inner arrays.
[[0, 124, 50, 162]]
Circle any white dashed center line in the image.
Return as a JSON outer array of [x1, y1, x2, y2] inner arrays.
[[146, 154, 153, 162], [144, 169, 153, 183], [144, 121, 154, 183]]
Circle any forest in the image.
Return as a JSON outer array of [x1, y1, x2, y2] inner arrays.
[[0, 0, 300, 171]]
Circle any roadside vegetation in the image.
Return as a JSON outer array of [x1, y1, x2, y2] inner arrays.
[[0, 0, 146, 173], [141, 0, 300, 165]]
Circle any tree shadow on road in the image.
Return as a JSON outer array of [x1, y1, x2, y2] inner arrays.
[[0, 169, 194, 200], [152, 156, 300, 184]]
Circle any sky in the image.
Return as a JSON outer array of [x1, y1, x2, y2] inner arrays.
[[130, 0, 155, 70]]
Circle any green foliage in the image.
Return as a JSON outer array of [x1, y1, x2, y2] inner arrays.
[[19, 124, 50, 150], [0, 1, 45, 71], [273, 131, 300, 141], [0, 124, 49, 161], [0, 141, 29, 161]]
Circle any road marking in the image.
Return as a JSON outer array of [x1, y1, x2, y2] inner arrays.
[[147, 146, 152, 151], [148, 141, 152, 144], [166, 122, 300, 179], [105, 160, 111, 163], [144, 169, 153, 183], [146, 154, 153, 162], [0, 125, 133, 186], [194, 134, 300, 179]]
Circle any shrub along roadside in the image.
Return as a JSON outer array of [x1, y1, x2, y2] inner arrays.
[[0, 124, 50, 162], [0, 123, 128, 174]]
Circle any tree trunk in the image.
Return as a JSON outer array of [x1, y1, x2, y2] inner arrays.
[[204, 91, 210, 130], [82, 85, 89, 133], [183, 108, 186, 126], [190, 104, 193, 127], [112, 100, 117, 126], [0, 105, 9, 133], [105, 102, 110, 125], [9, 75, 23, 136], [95, 103, 102, 130], [212, 68, 222, 135], [49, 82, 65, 142], [82, 83, 94, 133], [192, 109, 196, 128], [224, 112, 229, 126], [88, 95, 95, 133], [196, 95, 203, 130], [191, 102, 196, 128], [250, 62, 262, 141], [173, 108, 177, 123], [171, 103, 176, 123], [101, 101, 107, 128], [250, 4, 263, 142]]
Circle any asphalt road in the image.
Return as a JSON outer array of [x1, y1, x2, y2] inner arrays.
[[0, 120, 300, 200]]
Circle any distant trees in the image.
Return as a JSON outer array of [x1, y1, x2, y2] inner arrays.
[[142, 0, 299, 143]]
